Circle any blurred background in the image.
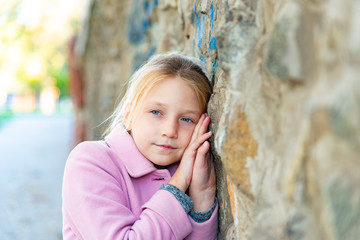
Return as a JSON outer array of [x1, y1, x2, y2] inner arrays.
[[0, 0, 88, 116], [0, 0, 88, 239]]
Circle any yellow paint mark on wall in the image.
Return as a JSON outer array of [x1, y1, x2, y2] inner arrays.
[[222, 106, 258, 197], [227, 176, 236, 218]]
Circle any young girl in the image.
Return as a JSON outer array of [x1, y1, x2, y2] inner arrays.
[[62, 52, 218, 239]]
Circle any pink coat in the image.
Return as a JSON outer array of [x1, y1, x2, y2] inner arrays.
[[62, 124, 218, 240]]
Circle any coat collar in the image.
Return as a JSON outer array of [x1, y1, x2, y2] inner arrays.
[[104, 124, 157, 178]]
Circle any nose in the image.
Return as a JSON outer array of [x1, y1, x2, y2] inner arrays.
[[161, 117, 178, 139]]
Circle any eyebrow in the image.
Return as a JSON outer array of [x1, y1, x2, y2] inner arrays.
[[147, 101, 201, 115]]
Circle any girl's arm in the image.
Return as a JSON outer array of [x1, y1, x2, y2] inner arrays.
[[62, 142, 193, 240]]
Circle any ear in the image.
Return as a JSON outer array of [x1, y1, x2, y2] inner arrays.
[[123, 103, 132, 130]]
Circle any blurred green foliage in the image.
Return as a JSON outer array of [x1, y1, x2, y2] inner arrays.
[[0, 0, 76, 99], [49, 64, 70, 99]]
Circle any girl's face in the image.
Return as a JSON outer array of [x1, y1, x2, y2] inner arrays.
[[129, 77, 202, 167]]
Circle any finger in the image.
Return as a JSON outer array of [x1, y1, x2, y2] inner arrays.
[[188, 131, 212, 153], [206, 152, 215, 174], [179, 157, 195, 180], [176, 153, 197, 185], [199, 141, 210, 155], [190, 114, 205, 143], [198, 115, 210, 136], [194, 141, 210, 168]]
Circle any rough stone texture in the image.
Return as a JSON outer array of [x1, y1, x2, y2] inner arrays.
[[77, 0, 360, 239]]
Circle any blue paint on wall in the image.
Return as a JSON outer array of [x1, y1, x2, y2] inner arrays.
[[146, 46, 156, 59], [200, 14, 206, 47], [199, 53, 207, 64], [211, 60, 219, 81], [209, 37, 217, 50], [133, 46, 156, 71], [192, 4, 208, 49], [144, 0, 157, 16], [192, 5, 201, 48], [191, 3, 219, 83], [144, 1, 149, 13], [127, 0, 158, 45], [190, 8, 195, 24], [210, 3, 215, 30], [225, 1, 230, 11], [143, 19, 151, 31], [128, 22, 145, 44], [192, 3, 219, 52], [133, 52, 146, 71]]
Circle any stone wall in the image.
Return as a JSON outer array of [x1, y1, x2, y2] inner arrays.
[[76, 0, 360, 239]]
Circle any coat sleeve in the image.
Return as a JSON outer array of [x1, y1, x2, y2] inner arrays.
[[185, 203, 219, 240], [62, 142, 192, 240], [159, 184, 219, 240]]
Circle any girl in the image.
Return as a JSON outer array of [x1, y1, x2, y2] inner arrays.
[[62, 52, 218, 239]]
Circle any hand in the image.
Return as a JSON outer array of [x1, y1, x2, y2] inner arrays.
[[168, 114, 213, 192], [188, 114, 216, 212]]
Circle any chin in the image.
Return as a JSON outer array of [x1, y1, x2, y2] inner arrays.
[[153, 163, 168, 169], [151, 158, 178, 168]]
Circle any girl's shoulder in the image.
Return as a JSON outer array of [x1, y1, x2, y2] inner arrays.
[[66, 140, 124, 175], [70, 140, 110, 159]]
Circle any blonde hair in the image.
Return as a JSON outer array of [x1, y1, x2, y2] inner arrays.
[[104, 52, 212, 135]]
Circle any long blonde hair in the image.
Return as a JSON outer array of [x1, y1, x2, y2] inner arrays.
[[104, 52, 212, 135]]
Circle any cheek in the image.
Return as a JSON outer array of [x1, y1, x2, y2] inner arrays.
[[131, 119, 154, 143], [181, 127, 196, 146]]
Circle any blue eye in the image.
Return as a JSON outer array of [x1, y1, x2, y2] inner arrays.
[[151, 110, 161, 115], [181, 117, 193, 123]]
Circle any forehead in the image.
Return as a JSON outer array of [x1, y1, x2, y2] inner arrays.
[[143, 77, 201, 114]]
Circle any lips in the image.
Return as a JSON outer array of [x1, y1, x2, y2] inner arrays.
[[155, 144, 176, 150]]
